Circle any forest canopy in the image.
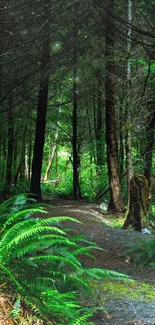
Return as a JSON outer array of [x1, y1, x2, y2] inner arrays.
[[0, 0, 155, 212]]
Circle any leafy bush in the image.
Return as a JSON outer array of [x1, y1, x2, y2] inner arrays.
[[125, 238, 155, 266], [0, 194, 130, 324]]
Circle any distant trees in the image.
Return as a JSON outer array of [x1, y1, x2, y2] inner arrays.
[[1, 0, 155, 210]]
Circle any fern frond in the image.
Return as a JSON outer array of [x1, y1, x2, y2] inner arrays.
[[73, 245, 102, 257], [76, 267, 131, 281], [30, 255, 81, 271], [3, 208, 47, 228], [1, 222, 66, 254], [124, 238, 155, 266], [11, 235, 76, 258], [36, 216, 82, 226], [0, 263, 22, 291], [0, 195, 132, 325], [10, 296, 21, 320], [68, 311, 94, 325]]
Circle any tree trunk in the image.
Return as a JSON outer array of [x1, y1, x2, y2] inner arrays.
[[96, 71, 104, 174], [85, 99, 96, 188], [13, 131, 18, 176], [19, 135, 26, 182], [123, 175, 150, 231], [30, 1, 50, 200], [72, 26, 79, 200], [125, 0, 133, 210], [44, 120, 60, 182], [1, 137, 6, 183], [105, 0, 123, 211], [6, 95, 14, 188], [119, 103, 124, 179], [28, 128, 32, 184], [144, 109, 155, 188]]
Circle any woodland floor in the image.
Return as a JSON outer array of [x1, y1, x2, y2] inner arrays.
[[46, 199, 155, 325], [1, 198, 155, 324]]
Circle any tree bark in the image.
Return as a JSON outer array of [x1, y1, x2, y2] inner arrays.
[[144, 109, 155, 188], [44, 123, 59, 182], [44, 105, 61, 182], [105, 0, 123, 211], [30, 1, 50, 200], [123, 175, 150, 231], [96, 71, 104, 174], [125, 0, 133, 210], [1, 137, 6, 183], [119, 103, 124, 179], [72, 25, 79, 200], [6, 95, 14, 187]]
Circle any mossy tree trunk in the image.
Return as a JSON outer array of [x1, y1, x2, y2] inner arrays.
[[123, 175, 150, 232], [105, 0, 124, 211]]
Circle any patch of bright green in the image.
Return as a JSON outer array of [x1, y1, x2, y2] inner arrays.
[[152, 204, 155, 216], [102, 217, 124, 229], [111, 220, 122, 229], [90, 280, 155, 304]]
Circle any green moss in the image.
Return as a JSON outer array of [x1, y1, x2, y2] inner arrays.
[[90, 280, 155, 305]]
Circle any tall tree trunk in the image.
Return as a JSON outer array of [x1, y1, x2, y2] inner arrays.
[[6, 95, 14, 188], [30, 1, 50, 199], [125, 0, 133, 208], [86, 99, 96, 187], [72, 26, 79, 200], [13, 131, 18, 176], [105, 0, 123, 211], [96, 71, 104, 174], [44, 123, 59, 182], [1, 137, 6, 183], [28, 128, 32, 184], [144, 109, 155, 188], [19, 135, 26, 182], [119, 103, 124, 179], [143, 3, 155, 189]]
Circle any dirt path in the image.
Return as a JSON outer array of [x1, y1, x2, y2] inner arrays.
[[46, 199, 155, 325]]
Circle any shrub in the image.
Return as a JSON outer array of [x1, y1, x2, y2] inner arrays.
[[125, 238, 155, 266], [0, 194, 130, 324]]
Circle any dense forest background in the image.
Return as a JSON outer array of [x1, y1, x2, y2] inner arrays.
[[2, 2, 155, 324], [1, 0, 155, 210]]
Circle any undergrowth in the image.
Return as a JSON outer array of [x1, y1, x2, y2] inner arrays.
[[0, 194, 130, 324], [125, 237, 155, 266]]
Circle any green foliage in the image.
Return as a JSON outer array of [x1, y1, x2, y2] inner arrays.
[[42, 145, 109, 201], [151, 204, 155, 216], [111, 220, 122, 229], [10, 296, 21, 322], [125, 238, 155, 266], [91, 279, 155, 304], [0, 194, 130, 324]]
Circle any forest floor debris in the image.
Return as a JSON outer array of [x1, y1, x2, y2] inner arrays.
[[1, 199, 155, 324], [46, 199, 155, 325]]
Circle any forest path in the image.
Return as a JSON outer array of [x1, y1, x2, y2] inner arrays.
[[45, 199, 155, 325]]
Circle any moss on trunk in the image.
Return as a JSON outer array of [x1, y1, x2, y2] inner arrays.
[[123, 175, 150, 232]]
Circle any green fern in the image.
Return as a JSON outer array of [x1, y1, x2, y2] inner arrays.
[[0, 194, 131, 324], [68, 311, 95, 325], [10, 296, 21, 321], [124, 238, 155, 266]]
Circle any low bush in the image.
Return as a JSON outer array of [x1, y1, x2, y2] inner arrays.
[[125, 238, 155, 267], [0, 194, 130, 324]]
